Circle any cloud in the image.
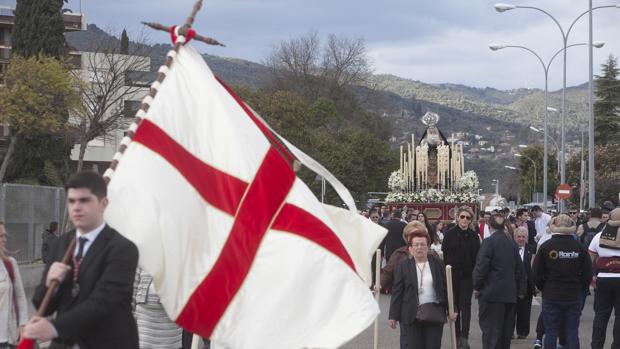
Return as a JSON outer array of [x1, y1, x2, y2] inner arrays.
[[51, 0, 620, 89]]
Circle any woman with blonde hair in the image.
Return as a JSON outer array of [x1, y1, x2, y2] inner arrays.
[[0, 223, 27, 349]]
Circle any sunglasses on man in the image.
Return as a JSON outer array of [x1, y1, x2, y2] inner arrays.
[[459, 215, 472, 220]]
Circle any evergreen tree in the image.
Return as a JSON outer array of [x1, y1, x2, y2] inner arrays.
[[594, 55, 620, 145], [6, 0, 73, 184], [12, 0, 67, 58], [120, 29, 129, 54]]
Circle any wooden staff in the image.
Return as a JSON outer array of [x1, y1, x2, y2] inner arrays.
[[373, 249, 381, 349], [446, 265, 457, 349], [17, 238, 76, 349], [191, 334, 201, 349]]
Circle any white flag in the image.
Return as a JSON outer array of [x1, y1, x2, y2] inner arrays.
[[105, 44, 385, 349]]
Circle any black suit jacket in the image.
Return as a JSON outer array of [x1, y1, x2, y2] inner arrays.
[[473, 230, 526, 303], [525, 220, 537, 254], [388, 254, 447, 325], [518, 245, 535, 297], [380, 219, 407, 260], [33, 225, 139, 349]]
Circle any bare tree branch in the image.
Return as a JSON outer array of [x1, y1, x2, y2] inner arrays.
[[71, 28, 154, 170]]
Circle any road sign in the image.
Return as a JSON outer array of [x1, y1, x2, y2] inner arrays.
[[555, 183, 572, 200]]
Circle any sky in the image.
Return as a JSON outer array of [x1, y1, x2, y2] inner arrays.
[[5, 0, 620, 90]]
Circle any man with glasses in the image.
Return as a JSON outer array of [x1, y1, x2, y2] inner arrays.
[[369, 209, 381, 223], [442, 206, 480, 349]]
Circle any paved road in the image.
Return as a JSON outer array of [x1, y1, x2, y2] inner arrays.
[[342, 292, 614, 349], [24, 287, 614, 349]]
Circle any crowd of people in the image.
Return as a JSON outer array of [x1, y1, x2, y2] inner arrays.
[[0, 171, 617, 349], [365, 201, 620, 349]]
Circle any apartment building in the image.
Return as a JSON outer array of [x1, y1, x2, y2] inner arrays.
[[69, 52, 154, 172], [0, 5, 155, 173], [0, 5, 85, 146]]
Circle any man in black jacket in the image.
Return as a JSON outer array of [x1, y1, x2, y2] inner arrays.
[[515, 208, 537, 254], [24, 172, 139, 349], [442, 206, 480, 349], [513, 227, 536, 339], [532, 214, 593, 349], [380, 209, 407, 261], [473, 213, 525, 349]]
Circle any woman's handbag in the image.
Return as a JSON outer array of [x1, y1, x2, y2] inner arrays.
[[416, 302, 447, 325]]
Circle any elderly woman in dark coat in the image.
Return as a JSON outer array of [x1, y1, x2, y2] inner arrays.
[[388, 230, 453, 349]]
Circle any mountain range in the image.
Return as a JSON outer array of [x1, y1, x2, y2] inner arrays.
[[66, 25, 592, 195]]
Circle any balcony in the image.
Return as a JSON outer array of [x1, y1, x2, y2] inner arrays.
[[125, 70, 157, 88], [0, 47, 9, 63], [0, 7, 14, 26], [67, 51, 82, 70], [62, 12, 85, 32]]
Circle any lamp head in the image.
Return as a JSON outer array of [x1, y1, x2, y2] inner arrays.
[[529, 126, 541, 132], [489, 44, 506, 51], [546, 106, 558, 112], [504, 165, 517, 170], [494, 3, 516, 12], [593, 41, 605, 48], [518, 144, 528, 148], [514, 153, 523, 157]]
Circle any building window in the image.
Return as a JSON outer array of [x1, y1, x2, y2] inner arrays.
[[123, 100, 142, 118], [87, 137, 105, 147]]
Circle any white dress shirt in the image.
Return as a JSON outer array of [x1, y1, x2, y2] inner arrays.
[[74, 222, 106, 259]]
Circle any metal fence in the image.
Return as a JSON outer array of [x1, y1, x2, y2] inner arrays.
[[0, 184, 66, 263]]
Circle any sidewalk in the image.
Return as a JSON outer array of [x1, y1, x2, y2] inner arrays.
[[342, 292, 612, 348]]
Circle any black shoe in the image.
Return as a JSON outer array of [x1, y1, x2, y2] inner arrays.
[[518, 334, 528, 339]]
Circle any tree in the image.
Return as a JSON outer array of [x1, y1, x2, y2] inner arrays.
[[120, 29, 129, 54], [567, 144, 620, 206], [8, 0, 73, 184], [264, 31, 372, 102], [11, 0, 67, 59], [516, 145, 558, 203], [237, 86, 397, 204], [0, 56, 80, 183], [594, 55, 620, 145], [72, 30, 152, 171]]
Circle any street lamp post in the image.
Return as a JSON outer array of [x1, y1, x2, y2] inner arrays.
[[492, 179, 499, 197], [494, 2, 619, 212], [490, 43, 604, 211]]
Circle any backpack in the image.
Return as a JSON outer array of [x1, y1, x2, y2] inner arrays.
[[581, 222, 606, 248]]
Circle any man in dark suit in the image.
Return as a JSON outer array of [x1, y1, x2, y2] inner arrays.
[[473, 213, 526, 349], [24, 172, 139, 349], [513, 227, 536, 339], [379, 209, 407, 261], [515, 208, 537, 254]]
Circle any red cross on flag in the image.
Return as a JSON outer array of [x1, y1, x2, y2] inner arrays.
[[104, 44, 386, 349]]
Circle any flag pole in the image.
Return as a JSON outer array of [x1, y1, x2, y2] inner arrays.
[[102, 0, 223, 185], [446, 265, 457, 349], [17, 238, 76, 349], [373, 249, 381, 349]]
